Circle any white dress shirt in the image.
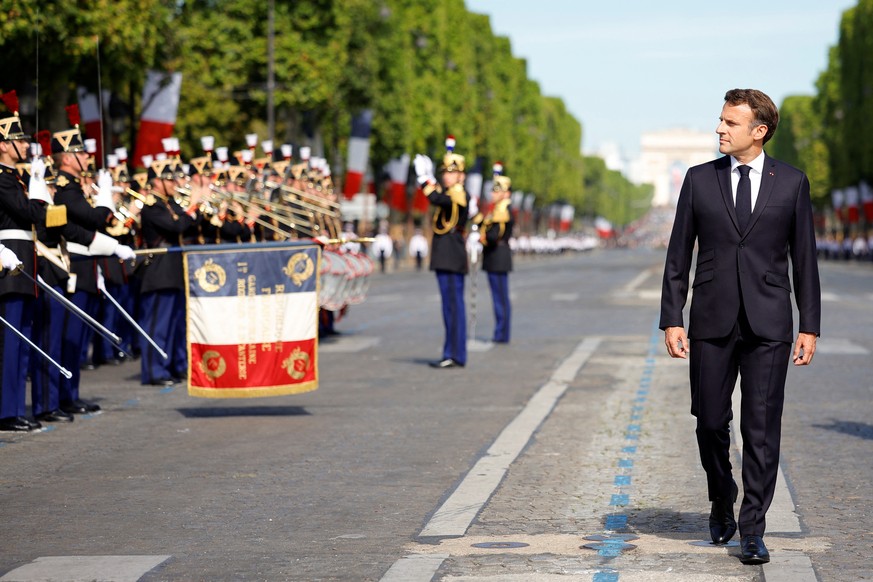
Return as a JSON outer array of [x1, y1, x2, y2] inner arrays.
[[730, 151, 766, 211]]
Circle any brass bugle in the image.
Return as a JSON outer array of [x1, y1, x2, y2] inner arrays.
[[263, 180, 342, 213], [112, 185, 150, 205], [90, 184, 138, 223], [208, 184, 318, 238]]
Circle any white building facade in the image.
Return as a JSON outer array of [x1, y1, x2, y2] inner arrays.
[[637, 129, 716, 207]]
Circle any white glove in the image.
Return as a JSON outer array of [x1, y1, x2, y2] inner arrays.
[[28, 157, 52, 204], [114, 244, 136, 261], [96, 266, 106, 293], [413, 154, 435, 186], [93, 170, 116, 211], [0, 245, 23, 271], [468, 197, 479, 218], [88, 231, 120, 256]]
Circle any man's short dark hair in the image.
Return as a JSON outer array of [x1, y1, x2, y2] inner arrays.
[[724, 89, 779, 144]]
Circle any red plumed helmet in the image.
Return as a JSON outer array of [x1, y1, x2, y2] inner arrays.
[[65, 104, 80, 127], [1, 90, 20, 114], [36, 130, 52, 156]]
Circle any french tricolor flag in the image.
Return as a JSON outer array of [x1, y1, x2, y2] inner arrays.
[[77, 87, 107, 167], [343, 109, 372, 199], [386, 154, 410, 212], [133, 71, 183, 169]]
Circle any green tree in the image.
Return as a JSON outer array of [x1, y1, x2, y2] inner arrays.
[[768, 95, 830, 206], [0, 0, 173, 129]]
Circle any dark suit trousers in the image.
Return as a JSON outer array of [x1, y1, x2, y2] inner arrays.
[[689, 306, 790, 537]]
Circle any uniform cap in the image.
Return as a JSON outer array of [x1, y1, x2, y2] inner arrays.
[[440, 135, 465, 173], [147, 158, 176, 181], [51, 104, 84, 153]]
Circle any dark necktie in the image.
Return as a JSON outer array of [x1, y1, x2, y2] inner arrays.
[[736, 165, 752, 231]]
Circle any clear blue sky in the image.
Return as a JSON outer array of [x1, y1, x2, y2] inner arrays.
[[465, 0, 856, 159]]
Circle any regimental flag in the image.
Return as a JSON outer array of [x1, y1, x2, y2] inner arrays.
[[184, 244, 321, 398]]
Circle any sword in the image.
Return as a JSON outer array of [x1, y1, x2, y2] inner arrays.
[[0, 314, 73, 379], [96, 269, 169, 360], [14, 267, 125, 349]]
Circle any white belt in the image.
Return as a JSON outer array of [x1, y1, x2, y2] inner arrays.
[[0, 229, 34, 241], [65, 242, 91, 256]]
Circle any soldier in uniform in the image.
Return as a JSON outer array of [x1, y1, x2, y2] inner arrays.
[[137, 158, 204, 385], [50, 114, 136, 414], [474, 162, 513, 343], [0, 95, 44, 431], [414, 136, 470, 368], [93, 151, 140, 364], [407, 225, 429, 271]]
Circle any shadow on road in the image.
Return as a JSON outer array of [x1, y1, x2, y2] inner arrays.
[[176, 406, 311, 418]]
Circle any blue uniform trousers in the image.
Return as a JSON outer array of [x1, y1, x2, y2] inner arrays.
[[487, 272, 511, 343], [140, 289, 187, 384], [94, 281, 133, 362], [30, 286, 66, 416], [436, 270, 466, 365], [61, 290, 99, 405], [0, 295, 34, 420]]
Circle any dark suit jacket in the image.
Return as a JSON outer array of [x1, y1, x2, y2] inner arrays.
[[660, 154, 821, 343]]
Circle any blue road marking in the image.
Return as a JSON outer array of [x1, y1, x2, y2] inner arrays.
[[614, 475, 632, 486]]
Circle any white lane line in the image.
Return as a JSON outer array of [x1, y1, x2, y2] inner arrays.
[[418, 337, 601, 538], [380, 338, 601, 582], [379, 554, 449, 582], [764, 554, 819, 582], [622, 267, 654, 293], [0, 555, 171, 582], [551, 292, 579, 302]]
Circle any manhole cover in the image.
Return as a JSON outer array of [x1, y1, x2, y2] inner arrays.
[[471, 541, 530, 549]]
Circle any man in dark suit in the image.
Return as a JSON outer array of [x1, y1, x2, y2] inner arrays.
[[660, 89, 821, 565]]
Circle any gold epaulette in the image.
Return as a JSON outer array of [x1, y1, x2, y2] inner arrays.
[[45, 204, 67, 228], [492, 199, 511, 223], [56, 175, 70, 188], [106, 222, 130, 237], [447, 184, 467, 207]]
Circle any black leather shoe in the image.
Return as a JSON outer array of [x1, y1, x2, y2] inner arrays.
[[709, 481, 738, 544], [740, 535, 770, 564], [36, 409, 75, 423], [0, 416, 41, 432], [429, 358, 464, 369], [60, 399, 101, 414], [148, 378, 176, 386]]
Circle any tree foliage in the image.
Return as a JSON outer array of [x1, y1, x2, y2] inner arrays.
[[767, 96, 830, 205], [0, 0, 651, 225]]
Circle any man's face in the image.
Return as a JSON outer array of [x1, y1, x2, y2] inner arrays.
[[716, 103, 767, 160], [152, 178, 171, 196], [0, 139, 30, 163], [442, 170, 463, 188]]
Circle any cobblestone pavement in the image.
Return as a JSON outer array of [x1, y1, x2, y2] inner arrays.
[[1, 250, 871, 581]]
